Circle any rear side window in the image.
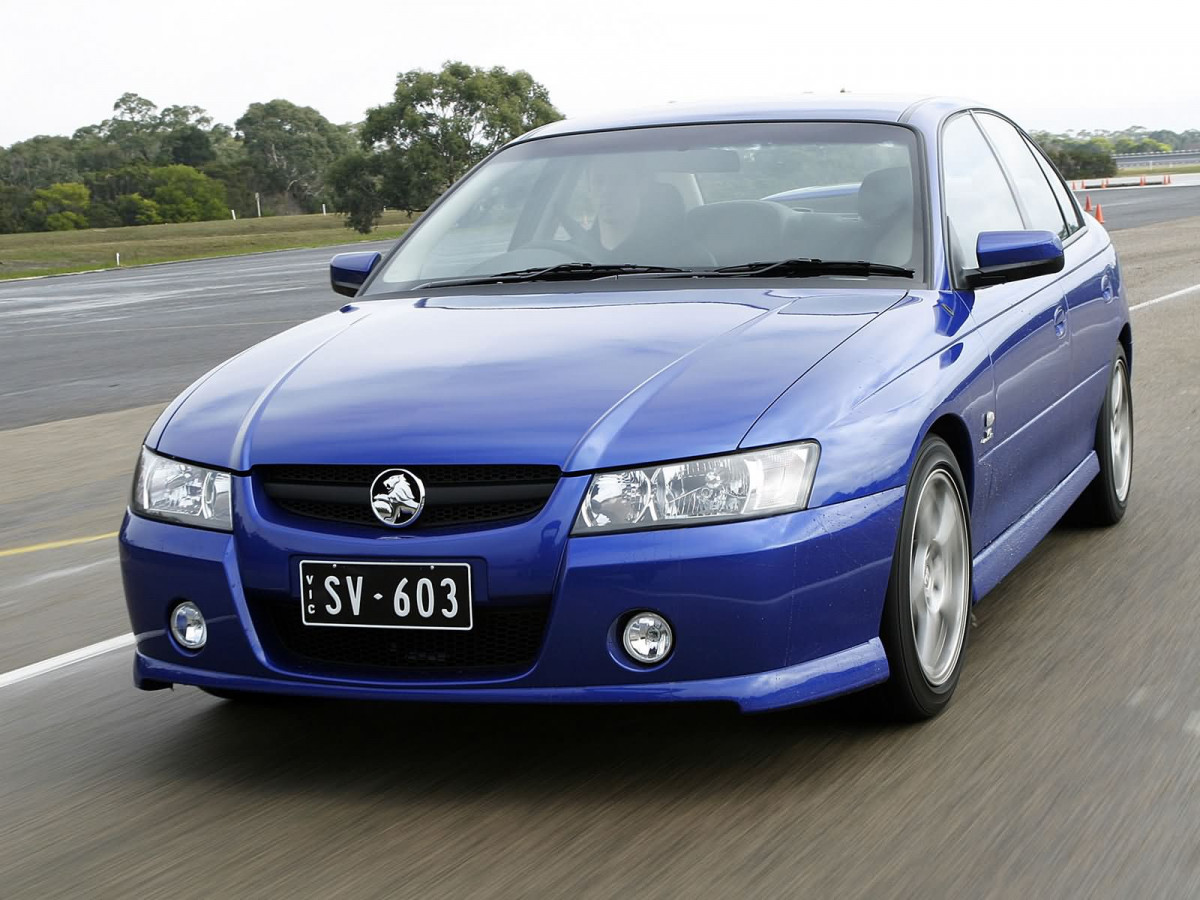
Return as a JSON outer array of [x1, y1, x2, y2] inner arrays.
[[1025, 135, 1084, 237], [941, 114, 1023, 270], [977, 113, 1068, 240]]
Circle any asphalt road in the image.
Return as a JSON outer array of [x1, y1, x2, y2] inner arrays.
[[2, 208, 1200, 897], [1072, 183, 1200, 230], [0, 241, 394, 430]]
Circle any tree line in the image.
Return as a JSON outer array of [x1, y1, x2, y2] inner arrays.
[[4, 69, 1197, 235], [1030, 126, 1200, 179], [0, 62, 562, 235]]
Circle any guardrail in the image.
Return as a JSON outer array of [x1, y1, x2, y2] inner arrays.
[[1113, 149, 1200, 169]]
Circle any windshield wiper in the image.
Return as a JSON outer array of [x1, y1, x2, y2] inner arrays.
[[706, 258, 915, 279], [414, 262, 690, 290]]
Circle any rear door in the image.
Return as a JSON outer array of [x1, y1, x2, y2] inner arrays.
[[942, 111, 1072, 548]]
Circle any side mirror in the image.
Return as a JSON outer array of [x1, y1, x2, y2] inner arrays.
[[964, 231, 1064, 289], [330, 251, 382, 297]]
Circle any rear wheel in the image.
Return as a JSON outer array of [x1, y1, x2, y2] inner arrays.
[[1071, 345, 1132, 526], [878, 436, 973, 720]]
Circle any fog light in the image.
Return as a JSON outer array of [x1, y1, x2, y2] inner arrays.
[[170, 601, 207, 650], [622, 612, 673, 665]]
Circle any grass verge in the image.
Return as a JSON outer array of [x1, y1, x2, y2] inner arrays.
[[0, 211, 412, 280]]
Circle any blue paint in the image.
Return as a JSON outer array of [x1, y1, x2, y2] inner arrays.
[[329, 251, 381, 297], [976, 231, 1063, 269]]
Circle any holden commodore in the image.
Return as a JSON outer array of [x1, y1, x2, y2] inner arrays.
[[121, 96, 1132, 719]]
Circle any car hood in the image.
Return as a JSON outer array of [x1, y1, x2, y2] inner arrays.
[[153, 287, 903, 472]]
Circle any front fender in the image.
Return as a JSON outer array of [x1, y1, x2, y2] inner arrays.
[[741, 291, 995, 513]]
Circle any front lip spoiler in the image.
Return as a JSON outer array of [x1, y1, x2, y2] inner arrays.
[[133, 639, 888, 713]]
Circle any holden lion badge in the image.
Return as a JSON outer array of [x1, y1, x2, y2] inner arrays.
[[370, 468, 426, 527]]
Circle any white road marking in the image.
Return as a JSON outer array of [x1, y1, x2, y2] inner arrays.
[[6, 557, 115, 593], [1130, 282, 1200, 312], [0, 633, 134, 690]]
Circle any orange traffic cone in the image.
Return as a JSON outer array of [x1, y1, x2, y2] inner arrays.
[[1094, 204, 1104, 224], [1084, 194, 1092, 212], [1166, 174, 1172, 185], [1140, 176, 1146, 186], [1102, 178, 1109, 188]]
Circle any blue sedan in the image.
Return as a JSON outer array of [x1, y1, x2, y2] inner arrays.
[[121, 96, 1132, 719]]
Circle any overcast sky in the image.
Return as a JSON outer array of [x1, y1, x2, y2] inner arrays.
[[4, 0, 1199, 146]]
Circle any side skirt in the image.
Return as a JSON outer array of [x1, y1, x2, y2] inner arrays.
[[972, 452, 1100, 601]]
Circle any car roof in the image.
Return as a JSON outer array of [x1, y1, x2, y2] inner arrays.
[[515, 95, 973, 143]]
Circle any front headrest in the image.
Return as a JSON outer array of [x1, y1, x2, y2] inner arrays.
[[858, 167, 913, 223]]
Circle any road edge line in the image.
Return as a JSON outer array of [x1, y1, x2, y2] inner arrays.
[[1131, 282, 1200, 312], [0, 634, 134, 690]]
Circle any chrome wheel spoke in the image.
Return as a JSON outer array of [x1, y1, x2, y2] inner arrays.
[[915, 606, 941, 662], [933, 490, 957, 545]]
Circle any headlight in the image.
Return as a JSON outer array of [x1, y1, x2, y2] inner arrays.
[[132, 447, 233, 531], [572, 442, 819, 535]]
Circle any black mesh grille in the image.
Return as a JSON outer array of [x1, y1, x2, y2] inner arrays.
[[267, 602, 549, 672], [257, 464, 560, 531]]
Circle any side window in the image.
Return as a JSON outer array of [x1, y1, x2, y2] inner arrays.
[[941, 113, 1024, 270], [1025, 135, 1084, 236], [977, 113, 1068, 240]]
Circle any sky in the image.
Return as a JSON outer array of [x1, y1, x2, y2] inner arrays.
[[3, 0, 1200, 147]]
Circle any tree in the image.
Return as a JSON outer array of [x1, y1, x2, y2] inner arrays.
[[0, 183, 33, 233], [327, 151, 386, 233], [333, 61, 562, 229], [148, 165, 227, 222], [201, 156, 257, 218], [236, 99, 353, 209], [1030, 132, 1117, 179], [161, 126, 216, 167], [85, 163, 155, 205], [1, 135, 80, 190], [115, 192, 163, 226], [29, 182, 91, 230]]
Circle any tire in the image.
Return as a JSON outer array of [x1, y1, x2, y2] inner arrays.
[[1071, 345, 1133, 526], [878, 436, 973, 720]]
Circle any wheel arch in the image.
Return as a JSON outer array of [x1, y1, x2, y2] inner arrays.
[[925, 414, 975, 512], [1118, 322, 1133, 372]]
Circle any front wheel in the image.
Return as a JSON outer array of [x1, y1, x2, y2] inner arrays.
[[878, 436, 973, 720]]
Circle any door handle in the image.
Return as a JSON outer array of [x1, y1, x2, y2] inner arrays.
[[1053, 305, 1067, 338]]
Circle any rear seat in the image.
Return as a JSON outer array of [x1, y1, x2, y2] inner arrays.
[[687, 169, 915, 267]]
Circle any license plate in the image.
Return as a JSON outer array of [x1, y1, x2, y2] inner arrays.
[[299, 560, 472, 630]]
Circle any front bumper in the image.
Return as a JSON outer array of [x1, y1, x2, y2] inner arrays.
[[120, 483, 904, 713]]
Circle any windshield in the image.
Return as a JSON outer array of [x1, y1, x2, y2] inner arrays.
[[365, 122, 925, 293]]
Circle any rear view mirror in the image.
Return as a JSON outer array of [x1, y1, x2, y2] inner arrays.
[[964, 231, 1064, 289], [330, 251, 382, 297]]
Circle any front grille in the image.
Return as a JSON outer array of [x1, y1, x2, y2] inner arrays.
[[267, 601, 549, 672], [257, 464, 560, 531]]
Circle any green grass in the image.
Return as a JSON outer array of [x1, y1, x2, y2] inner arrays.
[[1116, 164, 1200, 176], [0, 211, 413, 280]]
